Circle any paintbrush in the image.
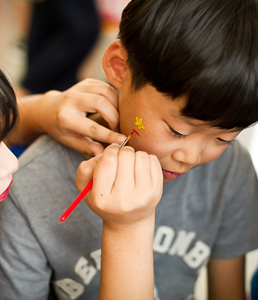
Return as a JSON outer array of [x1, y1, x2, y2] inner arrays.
[[60, 130, 139, 222]]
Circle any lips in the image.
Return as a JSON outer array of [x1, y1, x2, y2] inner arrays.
[[0, 179, 13, 201], [162, 169, 182, 180]]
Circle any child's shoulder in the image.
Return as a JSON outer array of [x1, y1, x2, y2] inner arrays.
[[17, 135, 61, 167], [16, 135, 84, 173], [11, 135, 84, 194], [184, 140, 257, 194], [208, 140, 254, 178], [8, 135, 85, 212], [168, 140, 256, 192]]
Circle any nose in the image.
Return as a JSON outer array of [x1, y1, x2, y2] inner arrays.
[[172, 141, 202, 166], [0, 142, 19, 178]]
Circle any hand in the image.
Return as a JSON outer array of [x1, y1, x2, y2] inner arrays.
[[77, 145, 161, 300], [76, 144, 163, 230], [16, 78, 126, 156]]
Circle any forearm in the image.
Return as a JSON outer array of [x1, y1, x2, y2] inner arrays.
[[98, 216, 155, 300], [5, 94, 46, 147], [208, 256, 246, 300]]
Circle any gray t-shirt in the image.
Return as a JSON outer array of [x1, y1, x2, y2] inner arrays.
[[0, 135, 258, 300]]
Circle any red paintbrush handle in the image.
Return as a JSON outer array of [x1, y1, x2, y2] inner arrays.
[[60, 179, 93, 222]]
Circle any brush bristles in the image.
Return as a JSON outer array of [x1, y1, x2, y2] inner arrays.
[[119, 132, 134, 148]]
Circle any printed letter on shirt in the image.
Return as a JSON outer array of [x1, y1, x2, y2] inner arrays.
[[74, 257, 97, 285], [153, 226, 175, 253], [168, 230, 196, 256], [183, 241, 210, 268], [53, 278, 85, 300], [90, 249, 101, 270]]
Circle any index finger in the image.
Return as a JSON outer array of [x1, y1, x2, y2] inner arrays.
[[92, 145, 120, 196], [65, 114, 126, 145], [73, 79, 119, 109]]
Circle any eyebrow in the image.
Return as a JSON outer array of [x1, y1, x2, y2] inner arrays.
[[169, 110, 241, 133], [169, 110, 197, 126]]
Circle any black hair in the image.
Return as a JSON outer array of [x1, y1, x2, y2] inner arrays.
[[0, 70, 18, 140], [118, 0, 258, 130]]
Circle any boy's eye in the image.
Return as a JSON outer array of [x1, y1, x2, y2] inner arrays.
[[169, 126, 187, 139], [217, 138, 234, 146]]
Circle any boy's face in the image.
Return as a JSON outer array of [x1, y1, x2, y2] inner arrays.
[[119, 72, 240, 183]]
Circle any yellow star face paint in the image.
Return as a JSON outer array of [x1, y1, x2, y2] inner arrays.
[[135, 116, 146, 130]]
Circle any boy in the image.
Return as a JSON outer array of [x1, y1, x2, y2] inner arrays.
[[1, 0, 258, 299]]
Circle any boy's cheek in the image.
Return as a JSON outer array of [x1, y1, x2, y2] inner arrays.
[[128, 137, 165, 158], [195, 147, 228, 167]]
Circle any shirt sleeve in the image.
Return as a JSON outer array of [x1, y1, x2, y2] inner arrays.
[[211, 144, 258, 259], [0, 192, 52, 300]]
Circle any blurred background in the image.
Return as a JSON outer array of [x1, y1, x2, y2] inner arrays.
[[0, 0, 130, 96], [0, 1, 257, 299]]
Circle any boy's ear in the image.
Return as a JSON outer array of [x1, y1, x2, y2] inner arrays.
[[102, 40, 127, 91]]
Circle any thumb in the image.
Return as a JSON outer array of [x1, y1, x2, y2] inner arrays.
[[76, 156, 100, 193]]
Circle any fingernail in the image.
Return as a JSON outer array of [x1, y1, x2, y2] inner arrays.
[[94, 153, 102, 161]]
